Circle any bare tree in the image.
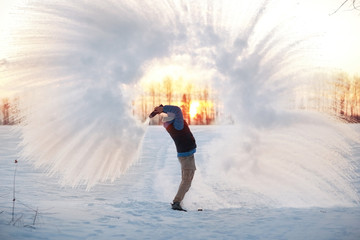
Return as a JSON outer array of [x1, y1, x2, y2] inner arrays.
[[2, 98, 10, 125], [163, 76, 173, 105], [330, 0, 360, 15]]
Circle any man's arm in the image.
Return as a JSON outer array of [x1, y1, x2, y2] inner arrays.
[[162, 105, 184, 130]]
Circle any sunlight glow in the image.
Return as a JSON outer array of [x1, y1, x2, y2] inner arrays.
[[189, 101, 200, 119]]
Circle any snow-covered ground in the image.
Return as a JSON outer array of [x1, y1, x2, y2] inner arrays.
[[1, 125, 360, 240]]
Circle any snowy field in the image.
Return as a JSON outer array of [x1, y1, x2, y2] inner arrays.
[[1, 0, 360, 239], [1, 125, 360, 240]]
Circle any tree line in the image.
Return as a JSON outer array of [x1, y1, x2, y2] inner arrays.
[[332, 73, 360, 121], [0, 97, 21, 125], [2, 71, 359, 125], [297, 72, 360, 122], [133, 76, 219, 125]]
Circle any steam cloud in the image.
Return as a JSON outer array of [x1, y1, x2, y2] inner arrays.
[[1, 0, 359, 207]]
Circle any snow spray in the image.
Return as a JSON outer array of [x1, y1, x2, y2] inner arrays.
[[1, 0, 359, 209]]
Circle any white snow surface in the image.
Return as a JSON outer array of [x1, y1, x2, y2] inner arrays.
[[1, 1, 360, 239], [1, 125, 360, 240]]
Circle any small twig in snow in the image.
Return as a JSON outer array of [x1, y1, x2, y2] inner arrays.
[[12, 214, 23, 226], [33, 208, 38, 225], [11, 160, 18, 222]]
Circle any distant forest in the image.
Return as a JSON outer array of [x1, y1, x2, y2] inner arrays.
[[1, 71, 360, 125], [0, 97, 21, 125], [296, 72, 360, 123], [133, 76, 219, 125]]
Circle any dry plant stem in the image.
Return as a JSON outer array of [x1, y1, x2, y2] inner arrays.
[[12, 160, 18, 222], [33, 208, 38, 225]]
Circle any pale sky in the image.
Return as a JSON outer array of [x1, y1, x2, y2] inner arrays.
[[307, 0, 360, 75], [0, 0, 359, 75], [0, 0, 17, 32]]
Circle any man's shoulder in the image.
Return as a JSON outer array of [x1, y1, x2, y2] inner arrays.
[[163, 105, 181, 112]]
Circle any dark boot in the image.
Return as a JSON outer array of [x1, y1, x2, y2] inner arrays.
[[171, 202, 186, 211]]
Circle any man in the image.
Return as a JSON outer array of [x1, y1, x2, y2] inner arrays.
[[149, 105, 197, 211]]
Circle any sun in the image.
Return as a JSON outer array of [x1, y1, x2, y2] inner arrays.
[[189, 101, 200, 119]]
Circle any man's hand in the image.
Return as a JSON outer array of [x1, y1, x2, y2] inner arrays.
[[154, 106, 163, 114], [149, 104, 164, 118]]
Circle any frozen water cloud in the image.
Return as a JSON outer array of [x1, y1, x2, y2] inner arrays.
[[198, 117, 360, 209], [2, 0, 360, 208], [2, 0, 178, 188]]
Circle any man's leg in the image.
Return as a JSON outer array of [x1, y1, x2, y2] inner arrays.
[[173, 169, 195, 203], [173, 155, 196, 203]]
